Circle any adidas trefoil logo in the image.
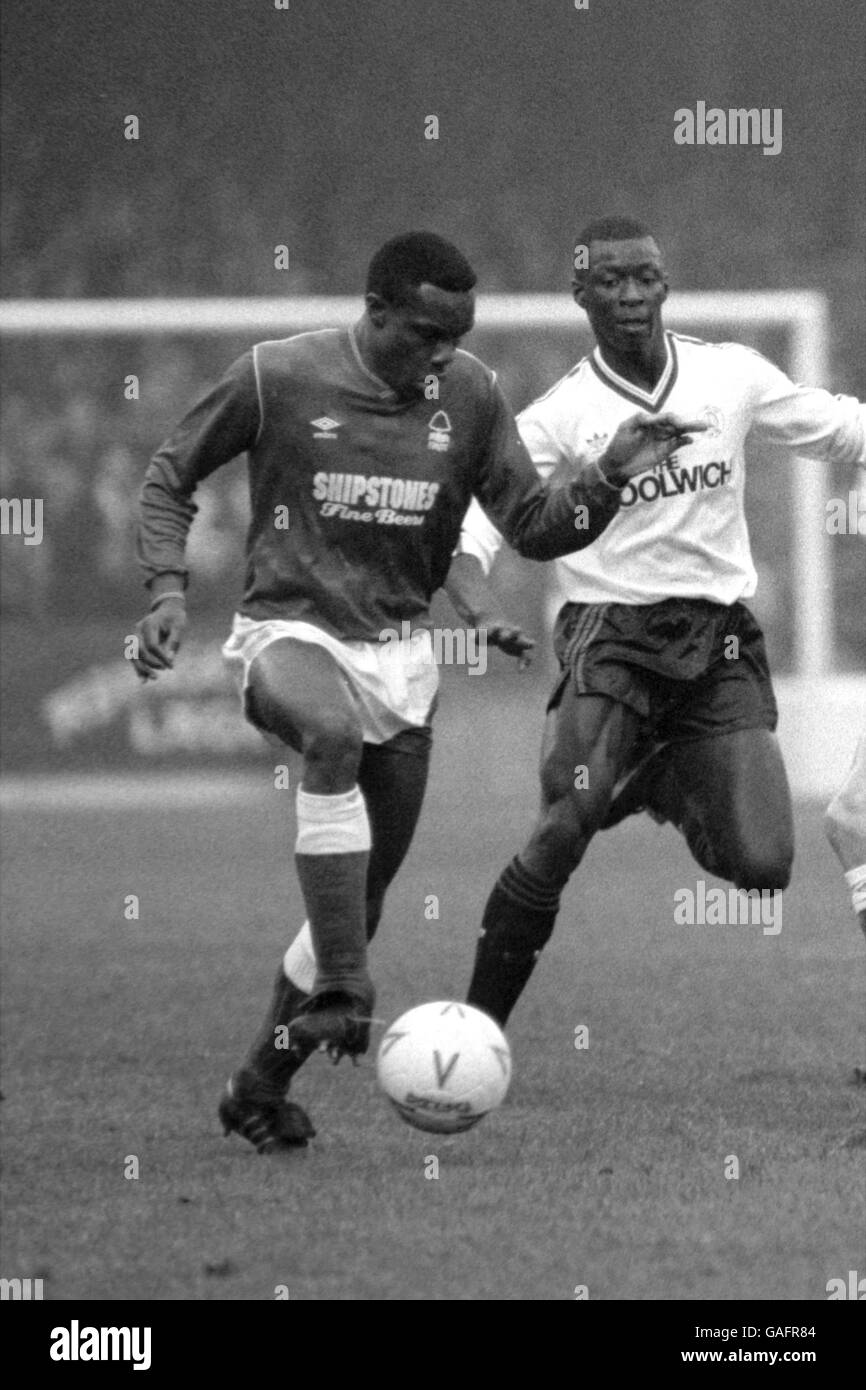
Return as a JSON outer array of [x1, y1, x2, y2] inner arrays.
[[585, 431, 609, 459]]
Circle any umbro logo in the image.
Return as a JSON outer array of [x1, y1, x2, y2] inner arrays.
[[311, 416, 341, 439]]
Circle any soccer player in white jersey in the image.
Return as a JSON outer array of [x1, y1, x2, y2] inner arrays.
[[448, 216, 866, 1029], [131, 231, 696, 1152]]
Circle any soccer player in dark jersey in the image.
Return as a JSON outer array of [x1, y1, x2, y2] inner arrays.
[[133, 231, 703, 1152], [450, 216, 866, 1033]]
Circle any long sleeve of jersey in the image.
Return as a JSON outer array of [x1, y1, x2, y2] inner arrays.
[[456, 400, 565, 575], [136, 353, 260, 585], [469, 378, 621, 562], [743, 348, 866, 464]]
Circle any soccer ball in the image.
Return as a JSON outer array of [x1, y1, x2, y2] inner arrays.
[[377, 1001, 512, 1134]]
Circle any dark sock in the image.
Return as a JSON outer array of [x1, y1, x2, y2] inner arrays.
[[293, 785, 374, 1007], [295, 849, 372, 1005], [240, 965, 311, 1097], [467, 857, 561, 1026]]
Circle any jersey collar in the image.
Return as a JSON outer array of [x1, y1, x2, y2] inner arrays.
[[347, 326, 398, 400], [589, 332, 678, 412]]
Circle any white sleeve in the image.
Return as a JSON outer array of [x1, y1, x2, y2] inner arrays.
[[517, 401, 566, 481], [744, 347, 866, 465], [453, 496, 504, 575]]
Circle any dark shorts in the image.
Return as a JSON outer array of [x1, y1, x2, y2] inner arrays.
[[549, 598, 778, 744]]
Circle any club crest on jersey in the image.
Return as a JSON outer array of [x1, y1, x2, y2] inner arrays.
[[311, 416, 341, 439], [699, 406, 724, 437], [427, 410, 452, 452]]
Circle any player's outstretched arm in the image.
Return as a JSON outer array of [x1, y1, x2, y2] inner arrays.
[[443, 553, 536, 666], [486, 408, 708, 562], [596, 412, 708, 486]]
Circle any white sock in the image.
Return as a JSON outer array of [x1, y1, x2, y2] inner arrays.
[[295, 785, 371, 855]]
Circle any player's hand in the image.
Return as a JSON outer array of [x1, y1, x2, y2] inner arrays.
[[599, 412, 708, 487], [131, 597, 187, 681], [482, 621, 536, 669]]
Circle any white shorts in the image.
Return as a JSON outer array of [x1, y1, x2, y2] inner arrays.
[[222, 614, 439, 746]]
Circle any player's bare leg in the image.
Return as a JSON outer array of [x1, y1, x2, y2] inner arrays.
[[221, 639, 376, 1151], [658, 728, 794, 892], [468, 692, 643, 1025], [245, 638, 376, 1061], [243, 726, 433, 1098], [824, 734, 866, 1081], [825, 734, 866, 936]]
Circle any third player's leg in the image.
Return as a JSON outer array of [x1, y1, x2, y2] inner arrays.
[[825, 733, 866, 872]]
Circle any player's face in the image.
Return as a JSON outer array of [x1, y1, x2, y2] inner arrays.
[[575, 238, 668, 354], [364, 283, 475, 398]]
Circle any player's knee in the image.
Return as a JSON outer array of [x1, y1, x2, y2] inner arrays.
[[541, 756, 608, 824], [303, 709, 364, 780], [247, 660, 303, 746], [732, 845, 792, 893], [534, 790, 602, 870]]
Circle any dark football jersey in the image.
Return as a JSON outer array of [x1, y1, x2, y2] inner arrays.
[[137, 327, 621, 640]]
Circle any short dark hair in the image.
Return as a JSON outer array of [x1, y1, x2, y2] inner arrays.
[[367, 232, 477, 305], [572, 216, 657, 287]]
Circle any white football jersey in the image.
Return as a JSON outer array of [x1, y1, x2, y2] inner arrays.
[[458, 332, 866, 606]]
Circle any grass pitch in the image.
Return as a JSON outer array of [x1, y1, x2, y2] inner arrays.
[[2, 683, 864, 1301]]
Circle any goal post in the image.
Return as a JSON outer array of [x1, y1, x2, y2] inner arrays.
[[0, 289, 833, 677]]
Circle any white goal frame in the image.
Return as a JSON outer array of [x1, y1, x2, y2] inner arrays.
[[0, 290, 832, 677]]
